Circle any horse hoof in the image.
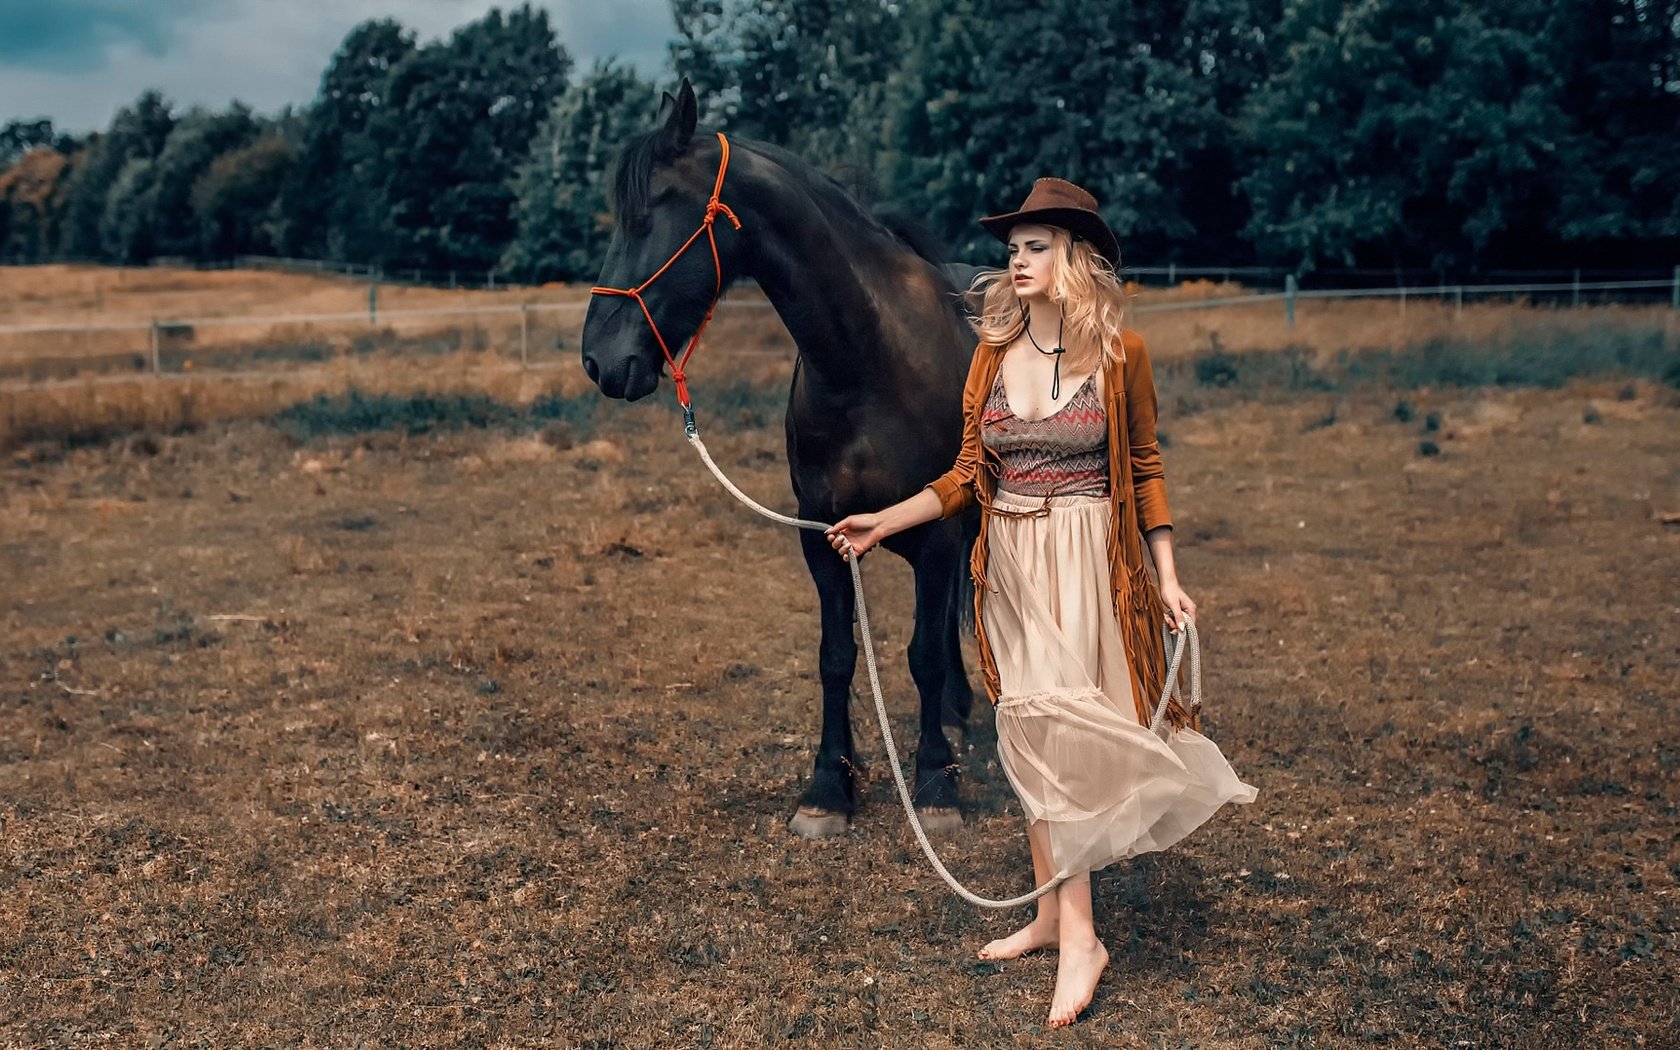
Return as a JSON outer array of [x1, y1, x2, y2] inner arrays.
[[789, 806, 850, 839], [914, 806, 964, 834]]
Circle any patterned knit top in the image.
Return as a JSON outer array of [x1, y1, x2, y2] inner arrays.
[[981, 369, 1110, 498]]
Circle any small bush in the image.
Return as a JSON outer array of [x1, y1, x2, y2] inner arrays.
[[1349, 324, 1676, 390], [529, 390, 600, 430], [692, 380, 785, 429], [273, 389, 612, 443], [1167, 323, 1678, 406], [275, 392, 519, 440], [1194, 351, 1240, 387]]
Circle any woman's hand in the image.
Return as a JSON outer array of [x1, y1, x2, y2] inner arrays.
[[825, 514, 888, 561], [1159, 579, 1197, 635]]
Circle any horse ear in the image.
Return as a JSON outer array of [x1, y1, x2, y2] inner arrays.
[[655, 82, 697, 155], [678, 78, 698, 130]]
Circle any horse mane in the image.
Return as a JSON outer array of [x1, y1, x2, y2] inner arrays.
[[607, 128, 666, 226], [607, 129, 951, 275], [874, 208, 948, 270]]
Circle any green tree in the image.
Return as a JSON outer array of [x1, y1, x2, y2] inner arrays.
[[881, 0, 1276, 265], [99, 156, 157, 262], [1543, 0, 1680, 261], [274, 18, 418, 259], [1239, 0, 1593, 271], [504, 61, 655, 281], [353, 4, 571, 270], [669, 0, 907, 173], [191, 134, 297, 258], [57, 90, 176, 260], [140, 105, 262, 258]]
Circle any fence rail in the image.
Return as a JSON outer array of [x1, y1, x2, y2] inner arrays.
[[2, 274, 1676, 389], [4, 276, 1675, 340]]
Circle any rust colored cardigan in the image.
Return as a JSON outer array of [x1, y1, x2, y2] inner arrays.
[[924, 329, 1197, 731]]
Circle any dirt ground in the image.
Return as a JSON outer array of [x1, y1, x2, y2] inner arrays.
[[2, 352, 1678, 1046]]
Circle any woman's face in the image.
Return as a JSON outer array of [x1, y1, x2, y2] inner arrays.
[[1006, 223, 1057, 303]]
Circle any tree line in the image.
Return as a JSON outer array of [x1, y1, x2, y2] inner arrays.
[[1, 0, 1676, 282]]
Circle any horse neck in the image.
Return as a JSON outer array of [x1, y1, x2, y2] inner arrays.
[[731, 160, 916, 392]]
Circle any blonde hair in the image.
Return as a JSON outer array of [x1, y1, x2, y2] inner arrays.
[[967, 226, 1127, 372]]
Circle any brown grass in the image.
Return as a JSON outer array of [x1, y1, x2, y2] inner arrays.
[[1133, 279, 1680, 364], [1, 324, 1677, 1045], [0, 264, 579, 327], [3, 265, 1676, 456]]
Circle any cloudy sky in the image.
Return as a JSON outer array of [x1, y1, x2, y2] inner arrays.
[[0, 0, 678, 133]]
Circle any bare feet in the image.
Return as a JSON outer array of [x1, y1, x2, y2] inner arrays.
[[1047, 937, 1108, 1028], [976, 916, 1059, 960]]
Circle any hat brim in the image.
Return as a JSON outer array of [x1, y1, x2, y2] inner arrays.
[[978, 207, 1120, 267]]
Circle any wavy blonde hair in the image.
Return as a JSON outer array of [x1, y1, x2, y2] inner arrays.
[[967, 225, 1127, 372]]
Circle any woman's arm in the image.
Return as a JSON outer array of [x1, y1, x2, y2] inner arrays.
[[1126, 334, 1196, 631], [1123, 332, 1172, 533], [824, 488, 942, 560], [923, 343, 993, 519], [1147, 526, 1196, 632]]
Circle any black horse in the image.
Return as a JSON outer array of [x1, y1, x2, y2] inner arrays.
[[581, 80, 979, 837]]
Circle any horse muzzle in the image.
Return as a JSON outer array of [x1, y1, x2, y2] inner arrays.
[[583, 351, 661, 402]]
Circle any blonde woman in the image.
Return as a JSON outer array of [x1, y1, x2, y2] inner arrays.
[[826, 179, 1256, 1028]]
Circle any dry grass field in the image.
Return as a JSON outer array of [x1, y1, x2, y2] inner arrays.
[[1, 266, 1678, 1047]]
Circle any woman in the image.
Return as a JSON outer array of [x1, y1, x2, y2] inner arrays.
[[825, 179, 1256, 1028]]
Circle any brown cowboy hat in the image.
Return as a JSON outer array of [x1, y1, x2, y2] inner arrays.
[[979, 177, 1121, 266]]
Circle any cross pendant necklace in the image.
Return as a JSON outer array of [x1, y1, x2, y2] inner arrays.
[[1023, 306, 1066, 400]]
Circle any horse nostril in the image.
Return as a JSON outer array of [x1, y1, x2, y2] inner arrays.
[[582, 356, 600, 383]]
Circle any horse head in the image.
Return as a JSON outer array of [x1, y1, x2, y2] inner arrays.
[[582, 79, 746, 402]]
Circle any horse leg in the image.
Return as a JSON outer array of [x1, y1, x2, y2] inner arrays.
[[906, 525, 965, 832], [942, 525, 977, 734], [788, 527, 859, 839]]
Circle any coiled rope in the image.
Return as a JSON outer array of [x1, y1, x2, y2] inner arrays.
[[686, 428, 1202, 909]]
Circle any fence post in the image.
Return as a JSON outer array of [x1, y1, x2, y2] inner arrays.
[[1167, 262, 1176, 285], [488, 270, 496, 292], [520, 304, 530, 370], [1671, 265, 1678, 310], [1399, 283, 1407, 318], [1572, 268, 1581, 308], [1454, 285, 1464, 318], [368, 279, 378, 325], [149, 321, 162, 376], [1285, 273, 1297, 328]]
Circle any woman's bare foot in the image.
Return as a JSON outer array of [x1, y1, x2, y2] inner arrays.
[[1046, 937, 1108, 1028], [976, 916, 1059, 960]]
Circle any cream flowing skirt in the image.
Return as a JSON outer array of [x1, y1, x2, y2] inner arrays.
[[983, 489, 1258, 880]]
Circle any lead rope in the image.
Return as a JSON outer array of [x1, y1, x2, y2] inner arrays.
[[685, 428, 1202, 909]]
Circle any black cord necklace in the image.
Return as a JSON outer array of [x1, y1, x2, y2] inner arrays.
[[1022, 305, 1067, 400]]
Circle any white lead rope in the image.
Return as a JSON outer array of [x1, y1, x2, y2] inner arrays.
[[687, 427, 1201, 909]]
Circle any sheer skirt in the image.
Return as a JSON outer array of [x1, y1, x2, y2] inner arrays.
[[983, 489, 1258, 879]]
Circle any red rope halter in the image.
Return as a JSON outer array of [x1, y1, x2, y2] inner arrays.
[[589, 131, 741, 426]]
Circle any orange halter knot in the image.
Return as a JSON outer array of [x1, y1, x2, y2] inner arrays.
[[589, 130, 742, 430]]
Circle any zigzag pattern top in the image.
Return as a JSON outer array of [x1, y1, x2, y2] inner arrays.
[[981, 369, 1110, 499]]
